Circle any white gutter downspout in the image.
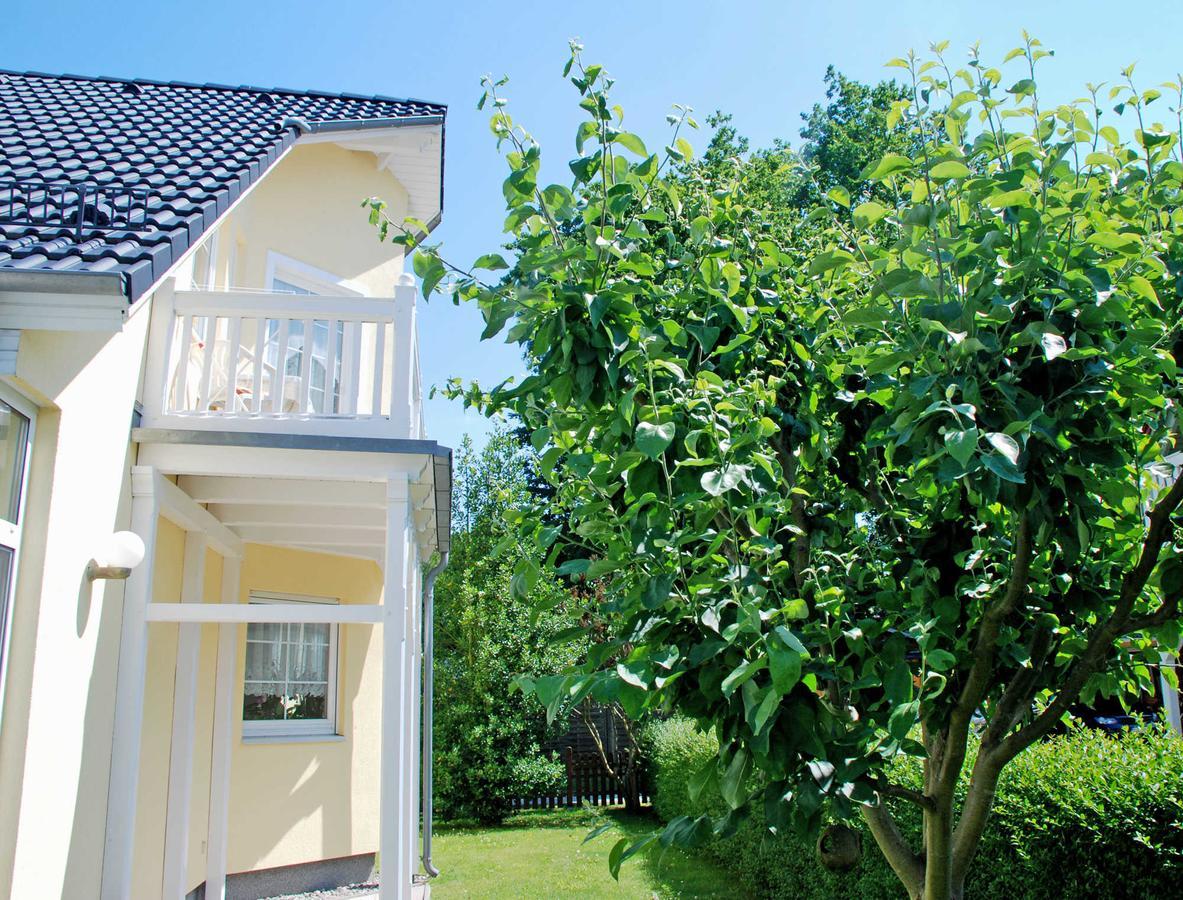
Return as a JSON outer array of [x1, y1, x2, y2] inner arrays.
[[420, 551, 449, 878]]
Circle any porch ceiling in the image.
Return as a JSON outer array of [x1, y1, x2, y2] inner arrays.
[[133, 428, 451, 559]]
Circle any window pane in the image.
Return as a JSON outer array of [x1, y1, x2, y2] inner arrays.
[[242, 682, 285, 721], [245, 635, 286, 683], [288, 682, 327, 719], [272, 278, 315, 295], [242, 614, 333, 726], [0, 399, 30, 523]]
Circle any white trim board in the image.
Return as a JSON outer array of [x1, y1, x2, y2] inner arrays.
[[146, 602, 383, 625]]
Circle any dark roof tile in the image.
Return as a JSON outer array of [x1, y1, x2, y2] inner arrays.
[[0, 70, 445, 301]]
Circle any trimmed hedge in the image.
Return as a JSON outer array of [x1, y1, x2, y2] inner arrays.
[[645, 717, 1183, 899]]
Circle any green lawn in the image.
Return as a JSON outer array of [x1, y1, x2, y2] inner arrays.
[[429, 807, 751, 899]]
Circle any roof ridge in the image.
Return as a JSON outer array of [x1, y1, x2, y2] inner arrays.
[[0, 68, 447, 111]]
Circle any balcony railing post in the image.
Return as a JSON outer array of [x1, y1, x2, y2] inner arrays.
[[141, 277, 176, 423], [391, 275, 417, 437]]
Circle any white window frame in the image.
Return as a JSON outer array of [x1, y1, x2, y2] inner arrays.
[[0, 382, 34, 726], [242, 591, 340, 741], [264, 251, 361, 298]]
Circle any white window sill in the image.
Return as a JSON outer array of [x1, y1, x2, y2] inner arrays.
[[241, 733, 346, 746]]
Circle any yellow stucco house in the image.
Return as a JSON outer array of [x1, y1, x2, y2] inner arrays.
[[0, 71, 451, 900]]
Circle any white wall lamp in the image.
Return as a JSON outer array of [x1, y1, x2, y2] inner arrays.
[[85, 531, 147, 581]]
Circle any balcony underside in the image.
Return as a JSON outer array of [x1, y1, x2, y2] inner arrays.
[[132, 426, 451, 557]]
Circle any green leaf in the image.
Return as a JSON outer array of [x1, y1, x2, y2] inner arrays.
[[1007, 78, 1037, 97], [480, 299, 515, 340], [767, 626, 806, 695], [635, 421, 676, 458], [944, 428, 979, 466], [982, 453, 1025, 483], [827, 186, 851, 208], [885, 661, 914, 704], [613, 131, 648, 156], [721, 657, 766, 698], [607, 838, 628, 880], [583, 823, 614, 844], [701, 465, 747, 496], [688, 757, 718, 805], [472, 253, 509, 271], [720, 748, 751, 809], [984, 432, 1020, 466], [853, 201, 890, 228], [930, 160, 972, 180], [751, 687, 780, 735], [985, 190, 1033, 208], [861, 153, 914, 181], [889, 700, 920, 740], [927, 649, 957, 672]]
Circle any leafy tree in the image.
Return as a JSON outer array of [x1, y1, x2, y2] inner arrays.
[[697, 67, 909, 220], [432, 429, 578, 824], [373, 35, 1183, 900]]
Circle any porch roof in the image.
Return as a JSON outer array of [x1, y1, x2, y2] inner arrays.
[[0, 70, 446, 302], [132, 427, 452, 555]]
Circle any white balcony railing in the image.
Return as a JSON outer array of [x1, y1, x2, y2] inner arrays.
[[140, 283, 425, 440]]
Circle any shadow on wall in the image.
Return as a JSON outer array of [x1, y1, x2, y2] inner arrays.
[[63, 434, 137, 889]]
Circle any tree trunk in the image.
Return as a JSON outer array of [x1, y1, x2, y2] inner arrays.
[[922, 803, 956, 900]]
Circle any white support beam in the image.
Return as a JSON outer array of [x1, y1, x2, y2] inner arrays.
[[102, 467, 161, 900], [146, 602, 383, 625], [207, 504, 386, 529], [231, 525, 386, 547], [205, 557, 241, 900], [380, 473, 412, 900], [154, 473, 244, 559], [162, 532, 207, 898], [180, 476, 386, 508]]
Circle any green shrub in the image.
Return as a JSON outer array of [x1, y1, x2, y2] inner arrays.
[[433, 432, 580, 825], [645, 717, 1183, 899]]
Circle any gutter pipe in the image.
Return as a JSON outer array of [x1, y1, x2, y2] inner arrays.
[[420, 551, 449, 878]]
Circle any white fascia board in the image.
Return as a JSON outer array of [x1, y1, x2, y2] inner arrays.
[[0, 276, 128, 332]]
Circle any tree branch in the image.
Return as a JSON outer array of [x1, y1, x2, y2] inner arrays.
[[861, 803, 925, 898], [875, 779, 935, 811], [993, 474, 1183, 764], [937, 510, 1033, 797]]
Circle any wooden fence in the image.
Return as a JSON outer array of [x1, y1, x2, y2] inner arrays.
[[513, 748, 650, 810]]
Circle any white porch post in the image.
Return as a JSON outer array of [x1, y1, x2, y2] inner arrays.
[[102, 467, 161, 900], [1161, 649, 1182, 735], [390, 279, 417, 437], [162, 531, 207, 898], [205, 556, 242, 900], [380, 473, 412, 900]]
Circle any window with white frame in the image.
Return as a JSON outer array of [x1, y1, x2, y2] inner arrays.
[[0, 386, 33, 719], [242, 592, 339, 738]]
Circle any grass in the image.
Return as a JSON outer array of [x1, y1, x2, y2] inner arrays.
[[429, 807, 751, 899]]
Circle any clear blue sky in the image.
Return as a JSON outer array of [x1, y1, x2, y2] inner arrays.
[[7, 1, 1182, 451]]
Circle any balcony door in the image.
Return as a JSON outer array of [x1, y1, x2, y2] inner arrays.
[[265, 255, 358, 415]]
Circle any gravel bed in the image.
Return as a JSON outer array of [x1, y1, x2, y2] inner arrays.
[[263, 883, 378, 899]]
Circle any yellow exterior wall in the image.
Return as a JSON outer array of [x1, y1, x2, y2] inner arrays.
[[129, 539, 383, 898], [216, 142, 410, 295], [226, 545, 383, 878], [0, 311, 150, 900]]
